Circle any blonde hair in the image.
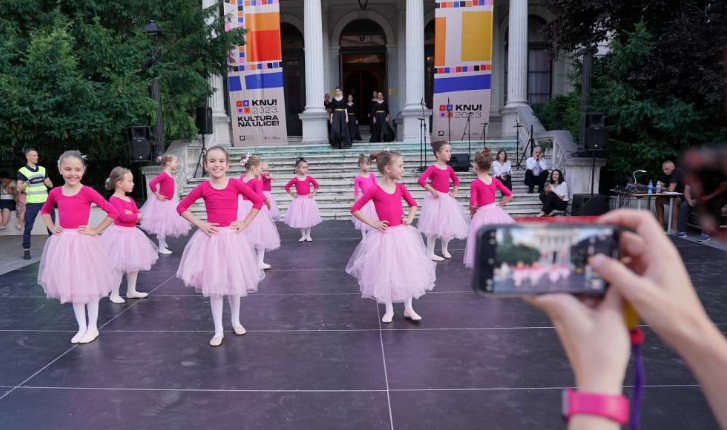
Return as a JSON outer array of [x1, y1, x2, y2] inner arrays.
[[157, 154, 177, 167], [244, 155, 262, 170], [205, 146, 230, 163], [370, 151, 402, 174], [105, 167, 132, 191], [57, 150, 86, 167]]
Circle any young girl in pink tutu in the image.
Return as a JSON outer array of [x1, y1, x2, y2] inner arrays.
[[176, 146, 265, 347], [261, 162, 280, 221], [102, 167, 159, 304], [239, 154, 281, 270], [347, 151, 436, 323], [38, 151, 122, 344], [139, 154, 191, 254], [464, 150, 515, 268], [417, 141, 470, 261], [352, 153, 378, 239], [284, 157, 322, 242]]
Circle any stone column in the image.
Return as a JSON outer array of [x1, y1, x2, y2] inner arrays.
[[501, 0, 528, 136], [395, 2, 407, 140], [203, 0, 232, 146], [299, 0, 329, 144], [400, 0, 429, 143]]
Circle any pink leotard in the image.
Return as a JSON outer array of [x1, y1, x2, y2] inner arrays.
[[418, 164, 460, 193], [353, 173, 378, 197], [469, 177, 512, 207], [109, 196, 140, 227], [177, 178, 263, 227], [148, 171, 175, 200], [41, 186, 119, 228], [351, 183, 417, 227], [284, 176, 319, 196], [240, 177, 268, 202], [261, 173, 273, 192]]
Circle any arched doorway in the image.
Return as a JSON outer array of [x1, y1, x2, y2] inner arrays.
[[424, 20, 435, 109], [281, 23, 305, 136], [340, 19, 387, 126]]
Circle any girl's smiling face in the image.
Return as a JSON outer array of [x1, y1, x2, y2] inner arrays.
[[205, 149, 230, 179], [59, 157, 85, 186]]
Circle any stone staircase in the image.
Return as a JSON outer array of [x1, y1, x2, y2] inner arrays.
[[181, 140, 546, 220]]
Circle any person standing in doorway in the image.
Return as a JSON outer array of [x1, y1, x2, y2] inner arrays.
[[17, 148, 54, 260]]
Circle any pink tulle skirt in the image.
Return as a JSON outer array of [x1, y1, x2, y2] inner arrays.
[[346, 225, 436, 303], [284, 196, 322, 229], [464, 203, 516, 268], [263, 191, 280, 221], [176, 227, 264, 297], [139, 196, 191, 238], [351, 201, 378, 231], [237, 198, 281, 251], [38, 230, 122, 304], [417, 193, 470, 241], [101, 225, 159, 273]]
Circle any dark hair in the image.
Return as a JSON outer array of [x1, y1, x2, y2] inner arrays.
[[431, 140, 450, 156], [105, 167, 132, 191], [57, 150, 86, 167], [370, 151, 402, 174], [335, 86, 341, 91], [0, 171, 9, 179], [157, 154, 177, 167], [495, 149, 508, 163], [550, 169, 565, 185], [24, 148, 38, 155], [357, 153, 370, 166], [244, 154, 262, 170], [473, 149, 492, 172], [294, 157, 308, 173], [205, 146, 229, 163]]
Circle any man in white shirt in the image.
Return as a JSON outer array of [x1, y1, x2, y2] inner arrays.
[[524, 146, 549, 193]]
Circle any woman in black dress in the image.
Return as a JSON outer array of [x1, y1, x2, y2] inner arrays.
[[370, 92, 395, 143], [329, 87, 352, 149], [346, 94, 362, 142]]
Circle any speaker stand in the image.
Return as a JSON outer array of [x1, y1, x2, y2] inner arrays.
[[194, 133, 208, 178]]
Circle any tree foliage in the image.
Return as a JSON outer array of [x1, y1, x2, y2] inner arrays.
[[0, 0, 243, 185], [535, 0, 727, 183]]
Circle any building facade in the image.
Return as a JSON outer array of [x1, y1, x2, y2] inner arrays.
[[204, 0, 574, 146]]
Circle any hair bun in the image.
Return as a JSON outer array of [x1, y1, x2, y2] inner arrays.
[[156, 155, 163, 164]]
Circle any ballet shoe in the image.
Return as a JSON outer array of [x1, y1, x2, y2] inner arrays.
[[71, 329, 87, 344], [159, 247, 172, 255], [126, 291, 148, 299], [298, 236, 306, 242], [209, 335, 224, 347], [442, 250, 452, 259], [232, 325, 247, 336], [305, 236, 313, 242], [109, 294, 126, 304], [259, 263, 272, 270], [429, 253, 445, 262], [381, 312, 394, 324], [79, 328, 99, 344], [404, 310, 422, 321]]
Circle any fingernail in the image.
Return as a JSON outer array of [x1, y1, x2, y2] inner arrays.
[[590, 254, 606, 268]]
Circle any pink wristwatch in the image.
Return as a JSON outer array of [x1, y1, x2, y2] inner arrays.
[[562, 387, 630, 425]]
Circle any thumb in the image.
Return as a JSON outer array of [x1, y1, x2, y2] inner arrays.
[[590, 254, 658, 309]]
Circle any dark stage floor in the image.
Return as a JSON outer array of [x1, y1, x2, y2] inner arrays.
[[0, 221, 724, 429]]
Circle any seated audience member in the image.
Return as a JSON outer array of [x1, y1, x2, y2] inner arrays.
[[524, 146, 548, 194], [538, 169, 568, 217], [493, 149, 512, 191], [655, 160, 685, 232], [0, 171, 17, 230]]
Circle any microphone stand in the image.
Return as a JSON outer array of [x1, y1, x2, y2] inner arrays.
[[481, 122, 488, 150], [513, 121, 524, 170], [416, 98, 428, 173], [460, 113, 472, 157]]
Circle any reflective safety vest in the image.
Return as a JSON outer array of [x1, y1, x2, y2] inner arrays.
[[18, 166, 49, 204]]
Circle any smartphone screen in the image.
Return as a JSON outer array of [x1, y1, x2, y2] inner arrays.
[[473, 224, 620, 295]]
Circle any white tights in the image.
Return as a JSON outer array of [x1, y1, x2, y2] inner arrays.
[[72, 301, 99, 338], [210, 295, 242, 338], [157, 235, 167, 250], [300, 228, 311, 240]]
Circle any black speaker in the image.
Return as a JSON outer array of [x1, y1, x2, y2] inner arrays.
[[585, 113, 608, 150], [196, 106, 213, 135], [571, 194, 609, 216], [448, 153, 470, 172], [127, 126, 151, 162]]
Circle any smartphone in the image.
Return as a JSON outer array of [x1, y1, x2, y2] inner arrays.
[[473, 224, 621, 296]]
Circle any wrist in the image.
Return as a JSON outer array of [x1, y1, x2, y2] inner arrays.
[[673, 312, 727, 363]]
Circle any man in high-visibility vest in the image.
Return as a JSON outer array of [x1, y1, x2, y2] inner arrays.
[[17, 148, 54, 260]]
